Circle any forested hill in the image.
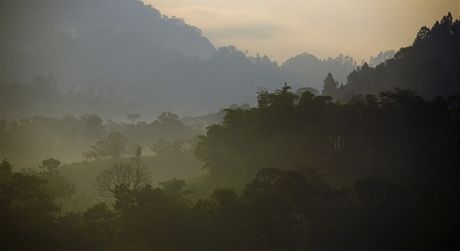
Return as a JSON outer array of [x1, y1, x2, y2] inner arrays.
[[0, 0, 214, 86], [332, 13, 460, 100], [282, 53, 356, 87], [0, 0, 358, 116]]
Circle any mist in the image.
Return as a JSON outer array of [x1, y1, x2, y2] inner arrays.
[[1, 0, 365, 118], [1, 1, 460, 250]]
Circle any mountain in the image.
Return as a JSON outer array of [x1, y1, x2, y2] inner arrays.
[[282, 53, 357, 90], [0, 0, 214, 84], [0, 0, 357, 117], [333, 13, 460, 100], [0, 76, 141, 120]]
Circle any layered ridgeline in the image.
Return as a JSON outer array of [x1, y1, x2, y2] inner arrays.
[[331, 13, 460, 100], [5, 1, 455, 118], [0, 0, 358, 118]]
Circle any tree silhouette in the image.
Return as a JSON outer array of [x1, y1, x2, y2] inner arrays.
[[334, 13, 460, 99], [322, 73, 338, 96], [0, 160, 59, 250], [39, 158, 61, 172], [95, 146, 150, 196], [84, 133, 130, 160]]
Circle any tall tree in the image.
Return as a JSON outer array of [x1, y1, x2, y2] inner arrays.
[[322, 73, 338, 96]]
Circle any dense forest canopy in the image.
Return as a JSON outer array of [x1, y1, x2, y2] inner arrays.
[[196, 85, 460, 184], [1, 84, 459, 250]]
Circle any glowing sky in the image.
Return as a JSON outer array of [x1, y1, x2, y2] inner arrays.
[[144, 0, 459, 62]]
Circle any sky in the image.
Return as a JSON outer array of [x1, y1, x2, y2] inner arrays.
[[143, 0, 459, 62]]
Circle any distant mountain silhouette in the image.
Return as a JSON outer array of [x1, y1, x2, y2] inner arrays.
[[333, 13, 460, 100], [282, 53, 357, 90], [0, 0, 214, 83], [0, 76, 141, 120], [0, 0, 361, 116]]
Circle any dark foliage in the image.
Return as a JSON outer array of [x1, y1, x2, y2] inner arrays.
[[1, 12, 460, 251], [196, 86, 460, 185], [0, 160, 59, 250], [334, 13, 460, 100]]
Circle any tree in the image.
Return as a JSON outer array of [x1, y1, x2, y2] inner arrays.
[[0, 160, 59, 250], [95, 146, 150, 196], [238, 168, 324, 250], [0, 158, 12, 173], [38, 158, 75, 206], [414, 26, 431, 45], [339, 14, 460, 99], [369, 50, 395, 67], [210, 188, 238, 209], [84, 132, 130, 160], [295, 87, 319, 97], [39, 158, 61, 172], [322, 72, 338, 96], [111, 184, 191, 250]]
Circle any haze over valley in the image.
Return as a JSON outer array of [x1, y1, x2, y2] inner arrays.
[[1, 1, 460, 250], [1, 0, 419, 119]]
